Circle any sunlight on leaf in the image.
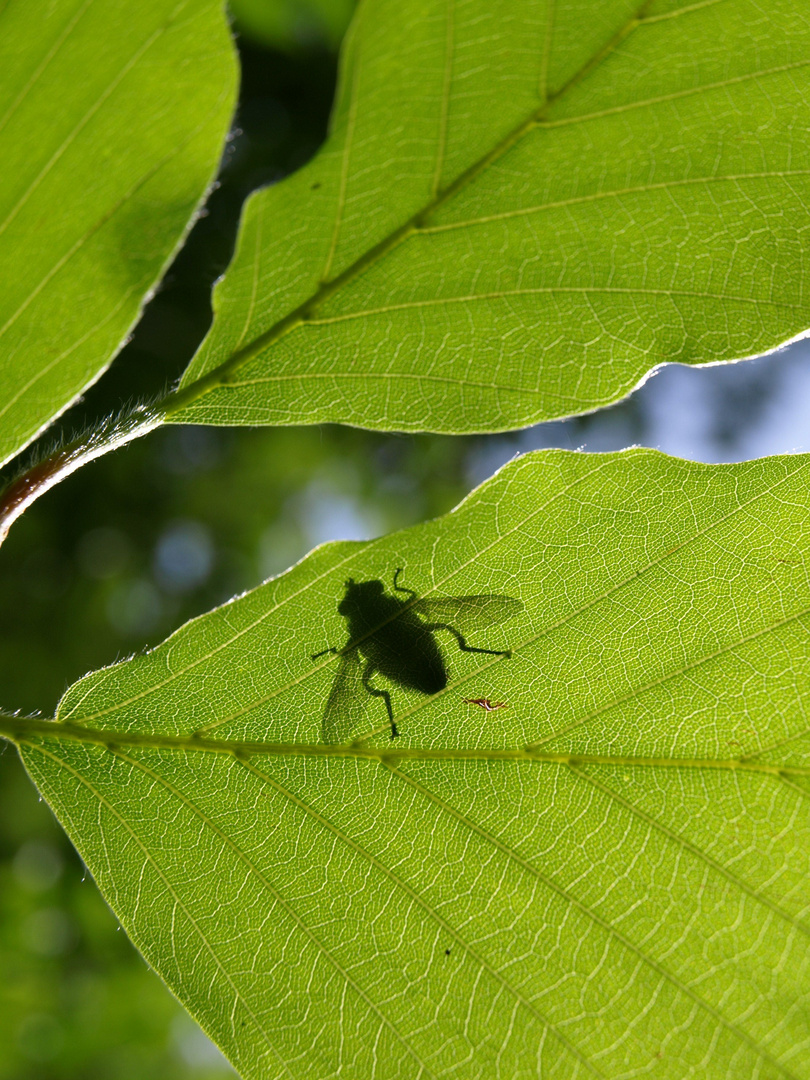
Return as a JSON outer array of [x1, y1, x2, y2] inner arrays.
[[175, 0, 810, 433], [0, 0, 237, 467], [10, 448, 810, 1079]]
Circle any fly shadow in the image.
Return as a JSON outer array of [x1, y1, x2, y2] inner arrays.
[[311, 568, 523, 744]]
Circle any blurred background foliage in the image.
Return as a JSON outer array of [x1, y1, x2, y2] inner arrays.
[[1, 0, 809, 1075]]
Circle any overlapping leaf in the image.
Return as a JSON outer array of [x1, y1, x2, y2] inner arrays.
[[173, 0, 810, 433], [9, 449, 810, 1079], [0, 0, 237, 466]]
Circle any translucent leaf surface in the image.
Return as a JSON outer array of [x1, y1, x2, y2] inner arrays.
[[0, 0, 237, 466], [174, 0, 810, 433], [7, 448, 810, 1079]]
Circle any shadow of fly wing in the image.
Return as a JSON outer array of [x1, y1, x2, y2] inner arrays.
[[312, 568, 523, 745]]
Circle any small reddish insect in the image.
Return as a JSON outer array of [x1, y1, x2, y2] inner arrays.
[[462, 697, 507, 711]]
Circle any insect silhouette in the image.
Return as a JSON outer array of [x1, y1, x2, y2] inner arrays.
[[312, 568, 523, 744], [462, 698, 507, 711]]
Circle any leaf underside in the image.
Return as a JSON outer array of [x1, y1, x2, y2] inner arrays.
[[0, 0, 236, 467], [14, 448, 810, 1080], [174, 0, 810, 433]]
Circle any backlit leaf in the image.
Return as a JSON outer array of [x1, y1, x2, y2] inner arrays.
[[8, 448, 810, 1078], [174, 0, 810, 432], [0, 0, 237, 466]]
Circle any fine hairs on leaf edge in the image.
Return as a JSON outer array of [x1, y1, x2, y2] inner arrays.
[[1, 394, 165, 484], [0, 396, 166, 545]]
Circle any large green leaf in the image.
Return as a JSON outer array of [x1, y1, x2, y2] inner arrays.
[[6, 448, 810, 1078], [173, 0, 810, 433], [0, 0, 237, 467]]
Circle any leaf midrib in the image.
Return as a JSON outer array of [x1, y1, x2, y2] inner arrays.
[[165, 9, 810, 418], [194, 455, 810, 746], [18, 722, 807, 1080], [59, 455, 615, 728], [164, 0, 657, 416], [56, 453, 810, 746], [6, 718, 810, 778]]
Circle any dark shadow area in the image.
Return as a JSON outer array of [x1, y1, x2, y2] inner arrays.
[[315, 569, 522, 743]]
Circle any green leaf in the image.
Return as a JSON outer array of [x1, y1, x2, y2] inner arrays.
[[172, 0, 810, 433], [10, 448, 810, 1078], [0, 0, 237, 467]]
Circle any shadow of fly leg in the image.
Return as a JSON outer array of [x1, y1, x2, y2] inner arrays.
[[392, 567, 417, 600], [311, 646, 339, 660], [425, 623, 512, 659], [362, 661, 399, 739]]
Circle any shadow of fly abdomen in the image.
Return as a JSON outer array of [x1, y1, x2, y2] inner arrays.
[[312, 569, 523, 744]]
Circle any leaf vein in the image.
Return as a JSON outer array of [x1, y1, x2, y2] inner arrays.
[[22, 740, 296, 1080], [417, 170, 810, 236], [389, 758, 807, 1076], [240, 755, 603, 1078], [0, 0, 193, 240], [114, 747, 440, 1080]]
